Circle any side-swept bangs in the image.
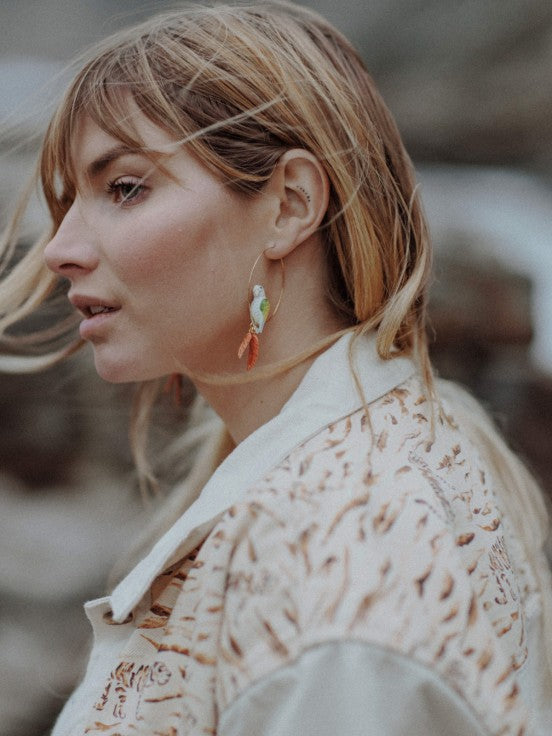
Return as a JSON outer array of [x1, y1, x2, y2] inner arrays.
[[39, 13, 295, 232]]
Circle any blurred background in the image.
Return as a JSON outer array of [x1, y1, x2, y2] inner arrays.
[[1, 1, 551, 733]]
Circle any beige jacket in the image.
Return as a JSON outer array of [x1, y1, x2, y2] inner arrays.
[[52, 333, 549, 735]]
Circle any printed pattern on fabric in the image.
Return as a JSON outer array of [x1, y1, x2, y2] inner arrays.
[[216, 379, 534, 736], [79, 376, 536, 735], [81, 546, 229, 735]]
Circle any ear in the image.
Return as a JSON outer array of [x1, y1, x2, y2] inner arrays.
[[264, 149, 329, 260]]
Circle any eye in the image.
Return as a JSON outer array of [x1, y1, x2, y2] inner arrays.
[[106, 177, 147, 206]]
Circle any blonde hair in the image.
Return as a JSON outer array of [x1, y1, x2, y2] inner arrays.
[[1, 0, 551, 693], [2, 1, 431, 474]]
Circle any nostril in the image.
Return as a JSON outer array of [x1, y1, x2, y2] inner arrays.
[[44, 248, 87, 275], [60, 261, 84, 271], [50, 261, 89, 277]]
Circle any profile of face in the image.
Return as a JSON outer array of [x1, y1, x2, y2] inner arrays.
[[43, 111, 276, 383]]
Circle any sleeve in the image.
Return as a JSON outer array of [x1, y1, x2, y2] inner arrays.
[[217, 639, 490, 736]]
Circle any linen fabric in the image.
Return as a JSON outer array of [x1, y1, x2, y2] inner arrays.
[[52, 333, 549, 735]]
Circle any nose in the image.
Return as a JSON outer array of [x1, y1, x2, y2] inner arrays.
[[43, 200, 99, 277]]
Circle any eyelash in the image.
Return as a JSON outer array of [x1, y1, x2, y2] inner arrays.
[[106, 177, 147, 205]]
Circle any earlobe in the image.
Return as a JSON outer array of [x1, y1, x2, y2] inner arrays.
[[264, 149, 329, 260]]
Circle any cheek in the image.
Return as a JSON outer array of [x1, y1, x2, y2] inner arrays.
[[106, 182, 259, 353], [111, 209, 207, 287], [115, 204, 245, 327]]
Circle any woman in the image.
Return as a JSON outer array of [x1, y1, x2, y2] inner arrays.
[[1, 2, 551, 734]]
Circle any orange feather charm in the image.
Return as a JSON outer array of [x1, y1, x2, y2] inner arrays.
[[238, 331, 252, 359], [238, 329, 259, 369], [247, 333, 259, 370]]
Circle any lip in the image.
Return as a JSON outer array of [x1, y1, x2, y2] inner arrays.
[[69, 293, 121, 339]]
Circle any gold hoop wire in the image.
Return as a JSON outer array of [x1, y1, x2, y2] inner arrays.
[[246, 249, 285, 321]]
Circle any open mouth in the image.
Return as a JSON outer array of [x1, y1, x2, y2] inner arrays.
[[86, 305, 118, 317], [68, 294, 121, 325]]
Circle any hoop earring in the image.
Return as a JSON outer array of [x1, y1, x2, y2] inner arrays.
[[237, 249, 285, 370]]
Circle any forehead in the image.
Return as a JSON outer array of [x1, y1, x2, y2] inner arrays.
[[71, 104, 180, 178]]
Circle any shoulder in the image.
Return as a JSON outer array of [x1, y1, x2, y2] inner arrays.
[[226, 374, 506, 560], [214, 375, 529, 732]]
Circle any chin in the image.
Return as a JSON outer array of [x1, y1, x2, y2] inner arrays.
[[93, 352, 153, 384]]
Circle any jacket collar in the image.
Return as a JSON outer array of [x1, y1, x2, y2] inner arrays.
[[108, 331, 417, 621]]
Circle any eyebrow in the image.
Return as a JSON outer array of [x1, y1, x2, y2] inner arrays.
[[85, 144, 148, 179]]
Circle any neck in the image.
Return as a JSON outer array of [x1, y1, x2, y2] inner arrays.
[[194, 307, 348, 444], [195, 356, 315, 445]]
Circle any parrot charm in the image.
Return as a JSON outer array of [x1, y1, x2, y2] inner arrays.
[[250, 284, 270, 334], [238, 284, 270, 370]]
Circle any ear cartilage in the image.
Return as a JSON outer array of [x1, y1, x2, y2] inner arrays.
[[298, 186, 311, 202]]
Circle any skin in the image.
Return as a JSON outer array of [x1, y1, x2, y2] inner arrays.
[[44, 108, 345, 443]]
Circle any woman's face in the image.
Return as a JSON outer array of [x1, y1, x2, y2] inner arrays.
[[44, 113, 273, 382]]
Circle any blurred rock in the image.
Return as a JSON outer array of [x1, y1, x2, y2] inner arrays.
[[428, 248, 552, 498], [430, 250, 533, 352], [317, 0, 552, 170], [0, 465, 149, 735], [419, 165, 552, 372], [0, 349, 133, 486]]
